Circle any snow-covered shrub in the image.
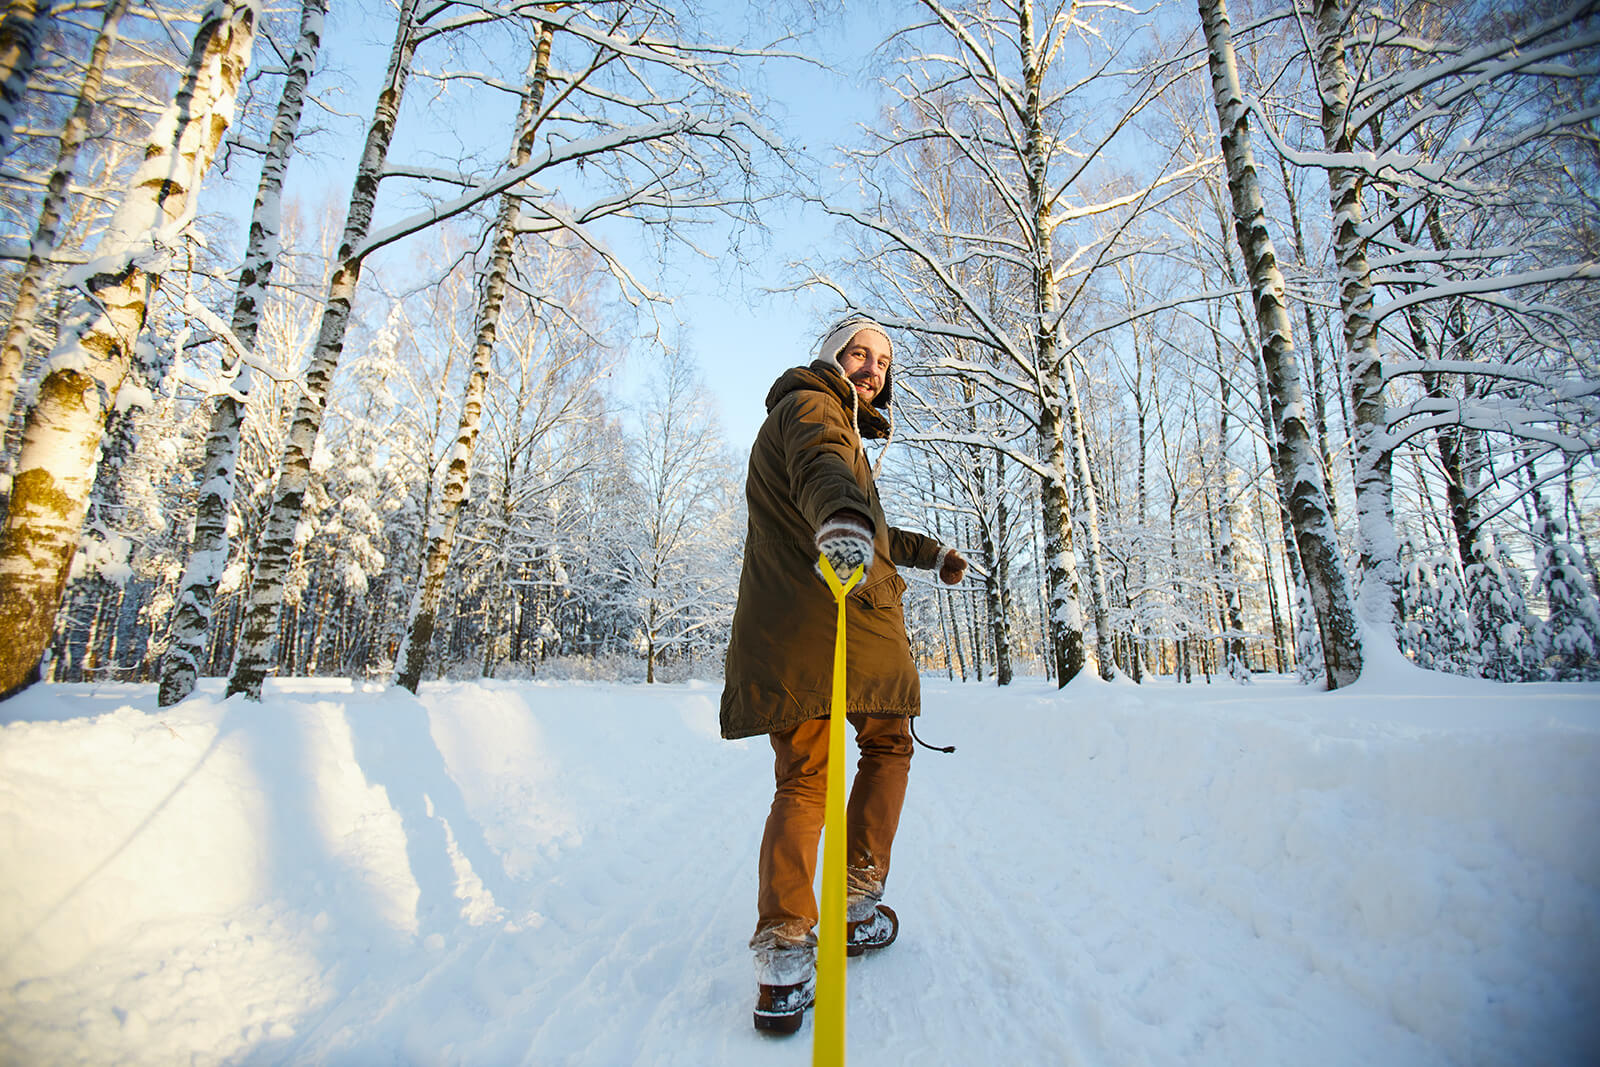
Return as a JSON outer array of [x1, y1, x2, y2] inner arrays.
[[1532, 517, 1600, 681], [1400, 550, 1476, 675], [1465, 533, 1536, 683]]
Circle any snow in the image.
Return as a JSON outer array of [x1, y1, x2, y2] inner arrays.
[[1, 670, 1596, 1065]]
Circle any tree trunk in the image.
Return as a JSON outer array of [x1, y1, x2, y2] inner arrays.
[[1276, 152, 1339, 527], [396, 24, 554, 693], [1062, 357, 1115, 679], [0, 0, 130, 433], [1310, 0, 1401, 646], [159, 0, 325, 706], [1016, 1, 1086, 685], [979, 434, 1013, 685], [0, 0, 49, 158], [0, 0, 258, 698], [228, 0, 420, 699], [1202, 0, 1363, 686], [1208, 321, 1247, 678]]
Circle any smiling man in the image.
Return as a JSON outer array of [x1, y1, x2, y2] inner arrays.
[[720, 312, 968, 1034]]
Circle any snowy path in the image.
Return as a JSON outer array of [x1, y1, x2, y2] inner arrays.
[[1, 671, 1596, 1064]]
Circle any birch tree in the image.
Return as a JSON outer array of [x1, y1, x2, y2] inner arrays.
[[229, 0, 784, 698], [622, 347, 736, 683], [1295, 0, 1600, 646], [157, 0, 325, 706], [0, 0, 132, 431], [0, 0, 258, 698], [395, 20, 553, 693], [1200, 0, 1362, 685], [809, 0, 1202, 684], [0, 0, 50, 158], [225, 0, 427, 699]]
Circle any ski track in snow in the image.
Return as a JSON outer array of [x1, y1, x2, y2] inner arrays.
[[0, 671, 1596, 1065]]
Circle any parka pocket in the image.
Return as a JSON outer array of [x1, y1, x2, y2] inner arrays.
[[858, 571, 907, 609]]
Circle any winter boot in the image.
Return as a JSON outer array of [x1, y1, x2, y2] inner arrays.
[[754, 975, 816, 1034], [846, 903, 898, 957], [753, 943, 816, 1034]]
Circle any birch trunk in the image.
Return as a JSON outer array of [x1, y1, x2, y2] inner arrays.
[[1018, 0, 1086, 685], [1038, 401, 1087, 684], [1207, 314, 1247, 678], [0, 0, 130, 431], [0, 0, 257, 698], [1208, 173, 1314, 679], [395, 23, 553, 693], [0, 0, 48, 158], [227, 0, 420, 699], [1062, 356, 1115, 678], [1310, 0, 1402, 643], [1277, 153, 1340, 524], [980, 415, 1013, 685], [1201, 0, 1363, 686], [159, 0, 325, 707]]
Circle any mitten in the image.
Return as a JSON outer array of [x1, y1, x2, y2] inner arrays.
[[937, 547, 968, 585], [816, 510, 874, 584]]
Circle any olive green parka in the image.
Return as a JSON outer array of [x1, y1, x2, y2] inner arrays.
[[719, 361, 942, 740]]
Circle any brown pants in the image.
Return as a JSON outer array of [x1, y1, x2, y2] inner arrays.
[[752, 713, 914, 949]]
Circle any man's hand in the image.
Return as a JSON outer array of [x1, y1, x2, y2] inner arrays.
[[938, 547, 968, 585], [816, 510, 874, 583]]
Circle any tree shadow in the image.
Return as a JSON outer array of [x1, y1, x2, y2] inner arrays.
[[340, 686, 518, 936]]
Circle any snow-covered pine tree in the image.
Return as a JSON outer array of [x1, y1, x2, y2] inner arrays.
[[1532, 516, 1600, 681], [1465, 532, 1534, 682], [0, 0, 258, 698], [1399, 548, 1475, 674]]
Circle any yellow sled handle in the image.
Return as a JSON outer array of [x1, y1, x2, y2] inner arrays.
[[814, 553, 863, 1067]]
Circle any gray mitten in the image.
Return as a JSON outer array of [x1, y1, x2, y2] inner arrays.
[[815, 511, 874, 584]]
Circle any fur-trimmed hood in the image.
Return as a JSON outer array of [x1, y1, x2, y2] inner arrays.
[[763, 362, 892, 441]]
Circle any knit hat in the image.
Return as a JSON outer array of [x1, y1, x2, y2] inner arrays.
[[816, 313, 894, 411], [814, 312, 896, 475]]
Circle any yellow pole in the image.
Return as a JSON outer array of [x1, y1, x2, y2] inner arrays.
[[813, 553, 862, 1067]]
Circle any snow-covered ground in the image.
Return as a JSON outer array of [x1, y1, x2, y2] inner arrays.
[[1, 662, 1596, 1065]]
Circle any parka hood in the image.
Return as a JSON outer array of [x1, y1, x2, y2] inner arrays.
[[765, 362, 892, 441]]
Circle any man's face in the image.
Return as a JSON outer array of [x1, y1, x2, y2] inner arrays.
[[836, 329, 891, 405]]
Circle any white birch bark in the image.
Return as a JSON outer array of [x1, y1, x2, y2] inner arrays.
[[1061, 353, 1114, 679], [0, 0, 258, 697], [226, 0, 420, 700], [1310, 0, 1402, 643], [1201, 0, 1363, 686], [0, 0, 130, 430], [158, 0, 325, 706], [395, 22, 554, 694], [1016, 0, 1087, 685], [0, 0, 48, 159]]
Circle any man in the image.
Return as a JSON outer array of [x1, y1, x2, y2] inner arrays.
[[720, 313, 968, 1034]]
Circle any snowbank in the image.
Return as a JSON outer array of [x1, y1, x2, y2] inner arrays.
[[0, 670, 1594, 1065]]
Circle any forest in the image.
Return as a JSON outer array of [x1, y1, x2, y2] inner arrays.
[[0, 0, 1595, 701]]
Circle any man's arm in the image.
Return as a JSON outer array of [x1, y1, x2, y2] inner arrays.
[[888, 527, 940, 570], [890, 527, 968, 585], [778, 392, 874, 533]]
